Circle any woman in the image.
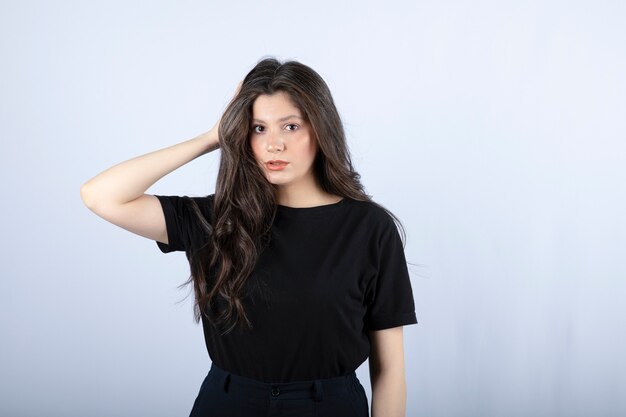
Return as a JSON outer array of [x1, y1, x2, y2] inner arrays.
[[81, 57, 417, 417]]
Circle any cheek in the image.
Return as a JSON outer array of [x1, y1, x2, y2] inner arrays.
[[308, 139, 318, 158], [250, 140, 262, 159]]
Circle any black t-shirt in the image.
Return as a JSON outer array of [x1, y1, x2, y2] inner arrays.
[[154, 194, 417, 383]]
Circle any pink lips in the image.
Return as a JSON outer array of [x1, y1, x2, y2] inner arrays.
[[266, 160, 289, 171]]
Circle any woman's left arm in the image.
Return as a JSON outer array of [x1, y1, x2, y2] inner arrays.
[[368, 326, 408, 417]]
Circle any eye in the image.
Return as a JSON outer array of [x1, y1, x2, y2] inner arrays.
[[252, 125, 264, 134], [286, 124, 299, 131]]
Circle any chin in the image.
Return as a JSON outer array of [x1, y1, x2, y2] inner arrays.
[[268, 179, 290, 186]]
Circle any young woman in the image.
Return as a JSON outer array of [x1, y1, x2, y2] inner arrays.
[[81, 57, 417, 417]]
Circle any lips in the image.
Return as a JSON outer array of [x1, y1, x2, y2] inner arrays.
[[266, 160, 289, 171]]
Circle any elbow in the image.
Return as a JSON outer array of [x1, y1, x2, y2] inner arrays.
[[80, 183, 96, 208]]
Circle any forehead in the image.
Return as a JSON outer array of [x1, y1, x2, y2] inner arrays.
[[252, 91, 302, 120]]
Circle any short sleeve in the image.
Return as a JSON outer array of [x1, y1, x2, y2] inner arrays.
[[154, 194, 214, 254], [364, 217, 418, 331]]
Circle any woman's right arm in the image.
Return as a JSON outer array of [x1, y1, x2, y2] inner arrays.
[[79, 129, 220, 246], [81, 81, 241, 245]]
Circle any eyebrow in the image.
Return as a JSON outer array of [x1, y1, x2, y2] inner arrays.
[[252, 115, 303, 123]]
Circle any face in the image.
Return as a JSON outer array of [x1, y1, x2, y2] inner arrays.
[[249, 91, 318, 188]]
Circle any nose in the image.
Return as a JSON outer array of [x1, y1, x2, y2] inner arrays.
[[266, 131, 284, 152]]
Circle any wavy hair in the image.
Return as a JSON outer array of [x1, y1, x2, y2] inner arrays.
[[180, 57, 408, 335]]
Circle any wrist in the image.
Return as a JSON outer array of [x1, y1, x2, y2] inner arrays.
[[199, 129, 220, 151]]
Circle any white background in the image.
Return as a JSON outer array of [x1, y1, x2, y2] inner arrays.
[[1, 0, 624, 416]]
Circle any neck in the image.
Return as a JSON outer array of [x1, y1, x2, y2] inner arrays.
[[275, 178, 340, 208]]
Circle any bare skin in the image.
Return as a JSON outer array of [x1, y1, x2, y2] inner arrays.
[[249, 91, 342, 208], [80, 81, 242, 245]]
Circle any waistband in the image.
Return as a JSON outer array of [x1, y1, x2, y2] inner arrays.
[[207, 362, 358, 402]]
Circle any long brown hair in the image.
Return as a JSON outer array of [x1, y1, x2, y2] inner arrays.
[[180, 57, 408, 335]]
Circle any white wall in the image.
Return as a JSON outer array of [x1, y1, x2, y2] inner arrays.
[[1, 0, 624, 416]]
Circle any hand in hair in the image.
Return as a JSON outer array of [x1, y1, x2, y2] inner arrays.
[[209, 80, 243, 147]]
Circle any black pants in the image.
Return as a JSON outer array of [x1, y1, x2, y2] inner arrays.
[[189, 362, 369, 417]]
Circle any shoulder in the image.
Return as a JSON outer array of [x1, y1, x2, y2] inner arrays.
[[188, 193, 215, 220], [158, 193, 215, 220], [344, 197, 400, 243], [348, 197, 396, 228]]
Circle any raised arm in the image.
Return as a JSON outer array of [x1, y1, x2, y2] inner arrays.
[[79, 81, 241, 245], [80, 129, 219, 245]]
